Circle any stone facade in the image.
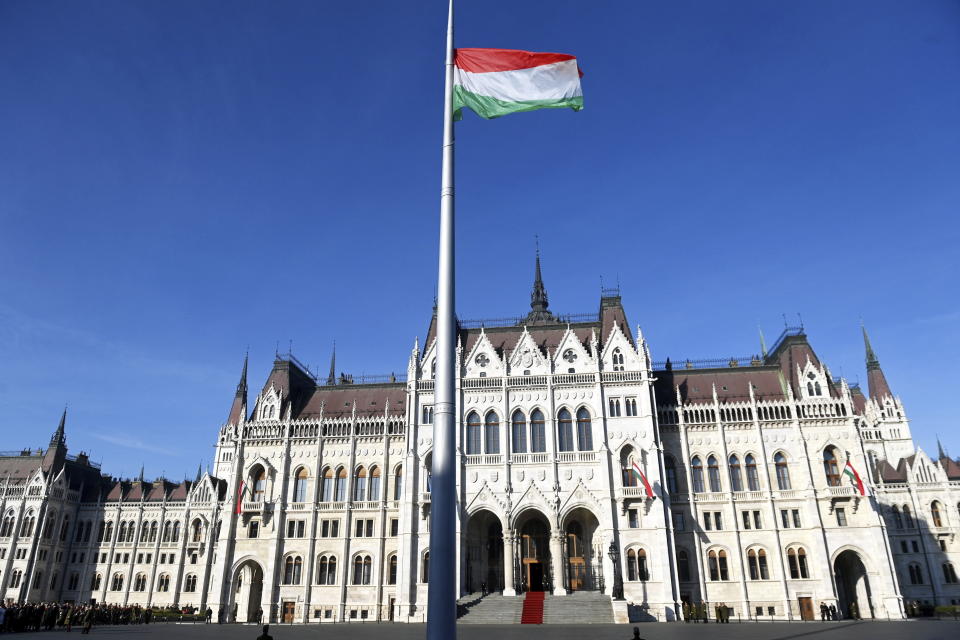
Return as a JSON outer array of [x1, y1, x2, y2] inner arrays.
[[1, 279, 958, 623]]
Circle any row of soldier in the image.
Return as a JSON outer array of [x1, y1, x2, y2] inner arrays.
[[681, 600, 731, 622], [0, 602, 156, 633]]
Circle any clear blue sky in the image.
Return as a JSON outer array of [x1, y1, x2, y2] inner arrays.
[[1, 1, 957, 479]]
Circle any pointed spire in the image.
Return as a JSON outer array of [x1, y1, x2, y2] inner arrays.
[[194, 464, 202, 485], [524, 239, 556, 324], [326, 342, 337, 386], [758, 326, 767, 358], [226, 353, 249, 425], [937, 435, 946, 460], [51, 406, 67, 447], [861, 323, 893, 400], [138, 465, 145, 483]]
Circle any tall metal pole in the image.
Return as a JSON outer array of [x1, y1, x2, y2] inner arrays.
[[427, 0, 457, 639]]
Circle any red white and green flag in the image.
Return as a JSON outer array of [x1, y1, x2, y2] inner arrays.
[[631, 461, 655, 499], [843, 460, 865, 496], [234, 480, 246, 515], [453, 48, 583, 120]]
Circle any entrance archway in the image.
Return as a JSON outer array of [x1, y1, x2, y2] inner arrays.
[[465, 509, 504, 594], [834, 550, 872, 619], [232, 559, 264, 623], [563, 507, 600, 591], [515, 510, 551, 592]]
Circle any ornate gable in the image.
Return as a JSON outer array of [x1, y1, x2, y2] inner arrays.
[[465, 480, 509, 516], [602, 321, 639, 372], [798, 357, 828, 399], [508, 327, 549, 376], [511, 479, 555, 522], [553, 327, 593, 373], [464, 329, 505, 378]]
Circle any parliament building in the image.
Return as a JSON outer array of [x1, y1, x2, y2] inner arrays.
[[2, 257, 959, 624]]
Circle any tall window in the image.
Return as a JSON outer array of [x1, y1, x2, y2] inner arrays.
[[627, 549, 638, 581], [393, 467, 403, 500], [184, 574, 198, 592], [466, 412, 482, 455], [156, 574, 169, 592], [612, 348, 625, 371], [576, 408, 593, 451], [823, 448, 841, 486], [891, 505, 903, 529], [707, 456, 721, 492], [775, 453, 791, 490], [622, 448, 638, 487], [511, 411, 527, 454], [677, 550, 691, 582], [557, 409, 574, 452], [133, 574, 146, 591], [283, 556, 303, 585], [369, 467, 381, 501], [943, 563, 958, 584], [353, 555, 371, 585], [252, 468, 266, 501], [908, 564, 923, 585], [293, 468, 308, 503], [748, 549, 769, 580], [335, 468, 348, 502], [530, 409, 546, 452], [111, 573, 124, 591], [665, 457, 678, 493], [353, 467, 367, 501], [321, 468, 334, 502], [692, 457, 704, 493], [316, 555, 336, 585], [422, 552, 430, 583], [729, 455, 743, 492], [708, 550, 729, 581], [931, 501, 943, 528], [787, 547, 809, 579], [745, 454, 760, 490], [484, 411, 500, 455], [191, 519, 202, 543], [388, 555, 398, 585], [903, 505, 914, 528]]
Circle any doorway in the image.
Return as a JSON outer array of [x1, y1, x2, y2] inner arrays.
[[563, 507, 600, 591], [834, 550, 872, 619], [231, 560, 264, 623], [798, 597, 814, 621], [519, 517, 550, 592], [464, 509, 504, 593], [282, 601, 295, 623]]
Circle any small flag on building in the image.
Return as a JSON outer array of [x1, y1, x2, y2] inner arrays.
[[632, 461, 655, 499], [453, 48, 583, 120], [235, 480, 246, 515], [843, 460, 865, 496]]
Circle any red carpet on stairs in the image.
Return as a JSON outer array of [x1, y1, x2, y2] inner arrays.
[[520, 591, 545, 624]]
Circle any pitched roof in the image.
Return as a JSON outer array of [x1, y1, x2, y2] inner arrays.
[[654, 367, 786, 404]]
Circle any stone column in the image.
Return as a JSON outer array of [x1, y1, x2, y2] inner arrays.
[[503, 531, 516, 596], [550, 532, 566, 595]]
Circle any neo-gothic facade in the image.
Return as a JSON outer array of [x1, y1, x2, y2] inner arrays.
[[2, 265, 959, 623]]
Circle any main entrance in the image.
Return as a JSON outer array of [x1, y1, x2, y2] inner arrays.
[[464, 509, 504, 593], [517, 513, 551, 592], [564, 507, 600, 592], [834, 550, 872, 619], [231, 559, 264, 623]]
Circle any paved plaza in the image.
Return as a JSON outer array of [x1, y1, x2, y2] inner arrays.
[[17, 620, 960, 640]]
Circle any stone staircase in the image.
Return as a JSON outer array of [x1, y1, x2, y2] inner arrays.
[[543, 591, 614, 624], [457, 591, 613, 624], [456, 593, 522, 624]]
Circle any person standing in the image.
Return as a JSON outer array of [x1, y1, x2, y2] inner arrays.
[[255, 624, 273, 640], [81, 606, 95, 635], [682, 601, 690, 622]]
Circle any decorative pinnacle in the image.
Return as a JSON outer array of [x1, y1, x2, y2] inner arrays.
[[523, 239, 555, 324], [861, 322, 879, 368], [327, 341, 337, 386], [237, 352, 249, 396], [51, 406, 67, 446]]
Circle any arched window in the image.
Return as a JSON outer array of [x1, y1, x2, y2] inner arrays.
[[156, 574, 170, 592], [665, 456, 678, 493], [90, 573, 101, 591], [744, 454, 759, 490], [191, 519, 203, 543], [612, 348, 625, 371], [292, 467, 309, 503], [943, 563, 958, 584], [908, 564, 924, 585], [353, 467, 367, 502], [316, 555, 337, 585], [335, 468, 348, 502], [118, 522, 128, 543], [637, 549, 648, 581], [127, 520, 136, 543], [388, 555, 398, 585], [748, 549, 769, 580], [133, 573, 146, 591], [103, 521, 113, 542], [903, 504, 914, 528], [576, 408, 593, 451], [621, 447, 638, 487], [708, 550, 729, 581], [149, 521, 158, 542], [707, 456, 721, 492], [775, 453, 791, 490], [0, 512, 15, 538], [184, 574, 198, 592], [252, 467, 266, 502], [162, 521, 171, 543], [677, 549, 691, 582], [891, 505, 903, 529], [931, 501, 943, 528], [111, 573, 124, 591], [321, 468, 334, 502], [353, 555, 372, 585], [466, 412, 482, 455], [823, 448, 841, 486], [557, 409, 574, 452], [484, 411, 500, 455], [369, 466, 381, 501], [393, 466, 403, 500], [422, 551, 430, 583], [691, 457, 705, 494], [728, 455, 743, 492], [60, 515, 70, 542], [627, 549, 638, 581], [172, 521, 180, 542], [284, 555, 303, 585], [787, 547, 809, 579], [425, 454, 433, 493], [530, 409, 546, 452], [511, 410, 527, 454]]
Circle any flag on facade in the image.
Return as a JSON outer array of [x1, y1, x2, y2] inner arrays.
[[234, 480, 246, 515], [843, 460, 865, 496], [453, 48, 583, 120], [632, 461, 655, 499]]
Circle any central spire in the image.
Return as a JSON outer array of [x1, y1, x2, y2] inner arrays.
[[523, 241, 556, 324], [862, 323, 893, 400], [51, 406, 67, 447], [326, 342, 337, 386]]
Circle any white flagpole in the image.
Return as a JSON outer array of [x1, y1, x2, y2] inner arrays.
[[427, 0, 457, 638]]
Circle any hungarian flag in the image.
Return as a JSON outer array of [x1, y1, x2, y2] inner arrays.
[[234, 480, 246, 515], [632, 461, 655, 499], [843, 460, 865, 496], [453, 48, 583, 120]]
